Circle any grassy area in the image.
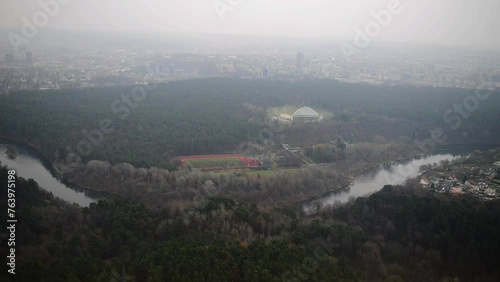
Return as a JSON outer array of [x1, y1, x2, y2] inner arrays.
[[245, 168, 304, 178], [267, 106, 299, 117], [185, 158, 245, 169], [267, 106, 334, 119], [245, 170, 274, 177]]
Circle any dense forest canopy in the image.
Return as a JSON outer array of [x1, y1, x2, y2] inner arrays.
[[2, 78, 500, 281], [2, 165, 500, 281], [0, 78, 499, 168]]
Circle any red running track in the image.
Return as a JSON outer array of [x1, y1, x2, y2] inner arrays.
[[178, 154, 259, 167]]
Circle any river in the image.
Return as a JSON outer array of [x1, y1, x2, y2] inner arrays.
[[0, 137, 496, 210], [0, 139, 97, 207], [303, 144, 499, 213]]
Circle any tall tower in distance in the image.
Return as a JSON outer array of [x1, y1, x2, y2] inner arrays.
[[26, 52, 33, 64], [262, 67, 270, 78], [296, 52, 305, 70]]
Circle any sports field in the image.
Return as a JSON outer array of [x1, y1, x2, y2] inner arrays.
[[179, 154, 260, 169]]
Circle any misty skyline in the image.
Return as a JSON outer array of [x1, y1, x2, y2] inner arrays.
[[1, 0, 500, 50]]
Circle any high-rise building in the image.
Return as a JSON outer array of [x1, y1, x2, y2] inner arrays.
[[26, 52, 33, 64], [262, 67, 270, 78], [4, 53, 14, 63], [296, 52, 305, 70]]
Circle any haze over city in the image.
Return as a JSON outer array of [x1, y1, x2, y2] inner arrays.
[[1, 0, 500, 50]]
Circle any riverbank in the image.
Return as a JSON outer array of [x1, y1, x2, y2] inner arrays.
[[3, 136, 499, 210], [0, 136, 112, 197], [295, 160, 404, 210], [299, 143, 500, 210], [56, 142, 500, 207], [300, 149, 500, 214], [60, 177, 133, 202], [0, 135, 62, 177], [0, 145, 97, 206], [418, 149, 500, 201]]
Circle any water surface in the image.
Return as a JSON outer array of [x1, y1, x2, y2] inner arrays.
[[0, 141, 97, 207]]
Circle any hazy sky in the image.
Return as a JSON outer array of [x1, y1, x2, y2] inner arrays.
[[1, 0, 500, 50]]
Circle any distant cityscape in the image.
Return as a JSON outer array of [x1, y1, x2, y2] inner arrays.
[[1, 41, 500, 93]]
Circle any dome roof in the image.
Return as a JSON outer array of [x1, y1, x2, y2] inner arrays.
[[292, 107, 320, 118]]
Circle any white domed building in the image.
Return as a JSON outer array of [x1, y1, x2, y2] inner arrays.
[[292, 107, 321, 123]]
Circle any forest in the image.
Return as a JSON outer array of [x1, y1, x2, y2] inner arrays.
[[2, 165, 500, 281], [1, 78, 500, 281], [0, 78, 499, 168]]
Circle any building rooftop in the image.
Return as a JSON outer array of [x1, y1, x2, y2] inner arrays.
[[292, 107, 320, 118]]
